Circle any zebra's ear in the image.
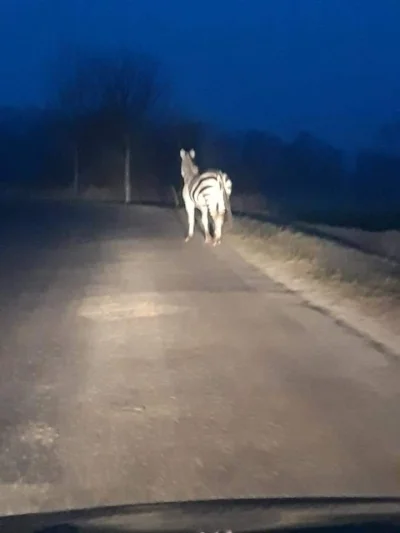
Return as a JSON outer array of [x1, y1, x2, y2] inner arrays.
[[180, 149, 185, 159], [189, 149, 195, 158]]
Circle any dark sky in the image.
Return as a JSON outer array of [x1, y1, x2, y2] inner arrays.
[[1, 0, 399, 151]]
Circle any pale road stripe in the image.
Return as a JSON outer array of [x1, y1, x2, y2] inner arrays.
[[77, 295, 186, 322], [55, 261, 182, 506]]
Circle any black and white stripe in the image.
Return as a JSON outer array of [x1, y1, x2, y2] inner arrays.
[[179, 149, 232, 245]]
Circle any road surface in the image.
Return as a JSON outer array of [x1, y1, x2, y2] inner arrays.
[[0, 200, 399, 516]]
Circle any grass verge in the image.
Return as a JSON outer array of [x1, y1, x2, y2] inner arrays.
[[226, 215, 400, 358]]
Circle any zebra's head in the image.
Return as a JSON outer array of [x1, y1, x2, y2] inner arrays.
[[180, 148, 199, 183]]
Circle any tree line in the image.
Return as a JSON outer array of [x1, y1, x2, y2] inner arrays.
[[0, 49, 399, 228]]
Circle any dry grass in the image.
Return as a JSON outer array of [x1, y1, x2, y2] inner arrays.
[[232, 193, 400, 263], [2, 186, 174, 205], [227, 215, 400, 357], [230, 193, 271, 215], [297, 222, 400, 263], [30, 186, 122, 202]]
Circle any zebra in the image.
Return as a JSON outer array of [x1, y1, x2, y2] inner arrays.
[[179, 148, 232, 245]]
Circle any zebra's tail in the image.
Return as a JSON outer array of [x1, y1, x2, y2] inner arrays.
[[217, 173, 233, 230]]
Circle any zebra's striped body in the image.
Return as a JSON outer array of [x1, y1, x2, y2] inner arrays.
[[179, 149, 232, 245]]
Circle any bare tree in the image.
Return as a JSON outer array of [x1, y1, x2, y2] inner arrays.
[[51, 48, 169, 201]]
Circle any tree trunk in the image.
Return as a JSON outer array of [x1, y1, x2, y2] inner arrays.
[[73, 145, 79, 197], [124, 138, 131, 204]]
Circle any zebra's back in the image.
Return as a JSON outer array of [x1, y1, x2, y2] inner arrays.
[[189, 173, 219, 206]]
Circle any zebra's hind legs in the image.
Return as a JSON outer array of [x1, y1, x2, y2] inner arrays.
[[211, 212, 224, 246], [184, 202, 195, 243]]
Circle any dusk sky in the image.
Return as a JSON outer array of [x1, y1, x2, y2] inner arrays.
[[0, 0, 399, 152]]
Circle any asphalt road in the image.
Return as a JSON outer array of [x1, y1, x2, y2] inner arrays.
[[0, 200, 399, 516]]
